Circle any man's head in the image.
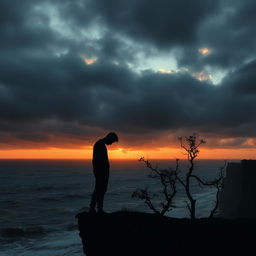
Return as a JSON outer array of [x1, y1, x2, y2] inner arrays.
[[104, 132, 119, 145]]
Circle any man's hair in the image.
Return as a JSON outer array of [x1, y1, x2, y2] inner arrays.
[[106, 132, 118, 142]]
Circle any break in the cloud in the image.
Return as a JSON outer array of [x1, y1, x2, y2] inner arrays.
[[0, 0, 256, 152]]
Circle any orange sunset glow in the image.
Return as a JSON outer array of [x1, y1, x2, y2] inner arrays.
[[1, 147, 256, 159], [198, 47, 212, 56], [81, 55, 98, 65]]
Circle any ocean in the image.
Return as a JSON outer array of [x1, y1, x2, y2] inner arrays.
[[0, 159, 231, 256]]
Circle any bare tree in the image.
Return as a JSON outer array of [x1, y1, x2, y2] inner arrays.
[[178, 135, 226, 219], [133, 135, 226, 219], [132, 158, 179, 216]]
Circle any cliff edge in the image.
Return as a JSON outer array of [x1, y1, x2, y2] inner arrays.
[[76, 211, 256, 256]]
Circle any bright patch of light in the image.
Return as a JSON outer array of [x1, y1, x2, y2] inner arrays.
[[198, 48, 212, 56], [157, 67, 212, 82], [157, 67, 189, 75], [192, 72, 212, 81], [81, 55, 98, 65], [131, 50, 178, 74], [210, 70, 227, 85], [158, 69, 176, 74], [118, 148, 128, 153], [245, 138, 256, 146], [219, 138, 236, 144], [204, 66, 228, 85]]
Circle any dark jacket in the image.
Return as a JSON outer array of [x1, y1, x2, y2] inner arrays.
[[92, 139, 110, 170]]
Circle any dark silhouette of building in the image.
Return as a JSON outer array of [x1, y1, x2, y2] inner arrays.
[[89, 132, 118, 214], [219, 160, 256, 219]]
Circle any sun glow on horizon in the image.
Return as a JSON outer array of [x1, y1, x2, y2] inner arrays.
[[1, 147, 256, 160]]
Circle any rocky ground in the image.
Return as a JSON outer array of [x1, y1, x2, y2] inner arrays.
[[76, 211, 256, 256]]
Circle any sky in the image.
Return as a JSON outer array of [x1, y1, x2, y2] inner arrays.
[[1, 0, 256, 159]]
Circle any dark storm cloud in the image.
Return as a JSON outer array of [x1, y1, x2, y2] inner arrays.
[[0, 0, 256, 149], [0, 52, 135, 122], [0, 0, 57, 50], [224, 60, 256, 94], [178, 0, 256, 71], [90, 0, 220, 47]]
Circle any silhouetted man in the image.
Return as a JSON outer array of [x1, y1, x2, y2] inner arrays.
[[89, 132, 118, 214]]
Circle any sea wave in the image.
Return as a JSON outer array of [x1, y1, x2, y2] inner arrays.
[[41, 208, 73, 215], [39, 194, 86, 202], [0, 187, 26, 194], [66, 224, 77, 231], [63, 194, 85, 199], [35, 186, 57, 191], [0, 200, 21, 207], [39, 197, 63, 202], [34, 185, 76, 192], [1, 226, 46, 239]]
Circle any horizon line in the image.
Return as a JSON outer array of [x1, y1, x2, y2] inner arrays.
[[0, 158, 247, 161]]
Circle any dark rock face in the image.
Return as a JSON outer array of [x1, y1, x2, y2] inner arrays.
[[76, 211, 256, 256], [219, 160, 256, 219]]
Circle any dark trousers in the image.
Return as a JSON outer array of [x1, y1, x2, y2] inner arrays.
[[90, 168, 109, 210]]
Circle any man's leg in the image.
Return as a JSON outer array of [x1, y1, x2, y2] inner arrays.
[[89, 190, 97, 213], [97, 171, 109, 212], [89, 169, 99, 213]]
